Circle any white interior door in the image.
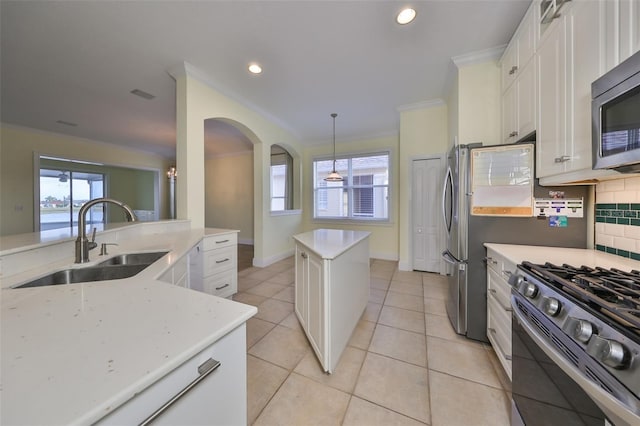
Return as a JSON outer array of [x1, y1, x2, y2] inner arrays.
[[412, 158, 441, 272]]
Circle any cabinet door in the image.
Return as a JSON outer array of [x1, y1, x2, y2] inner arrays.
[[306, 252, 324, 358], [294, 245, 307, 327], [517, 4, 536, 69], [567, 0, 605, 173], [502, 82, 518, 143], [619, 0, 640, 63], [501, 42, 518, 92], [537, 16, 568, 177], [517, 59, 536, 139]]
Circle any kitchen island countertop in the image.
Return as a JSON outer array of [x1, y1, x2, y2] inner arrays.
[[292, 228, 371, 260], [1, 224, 256, 425]]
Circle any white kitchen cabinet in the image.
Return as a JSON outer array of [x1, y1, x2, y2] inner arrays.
[[97, 324, 247, 426], [502, 58, 536, 144], [604, 0, 640, 71], [501, 2, 537, 143], [200, 230, 238, 298], [486, 248, 515, 380], [501, 2, 537, 93], [536, 0, 604, 181], [158, 253, 189, 288], [293, 229, 370, 373]]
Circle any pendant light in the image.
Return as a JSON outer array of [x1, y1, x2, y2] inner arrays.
[[324, 113, 344, 182]]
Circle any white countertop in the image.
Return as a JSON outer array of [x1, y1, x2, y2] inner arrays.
[[484, 243, 640, 271], [1, 225, 256, 425], [293, 229, 371, 260]]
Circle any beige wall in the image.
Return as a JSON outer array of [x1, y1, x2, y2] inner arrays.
[[173, 66, 304, 266], [302, 135, 400, 260], [457, 61, 502, 146], [398, 104, 449, 269], [205, 152, 254, 243], [0, 125, 171, 236]]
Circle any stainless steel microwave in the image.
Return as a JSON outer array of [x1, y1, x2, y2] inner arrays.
[[592, 50, 640, 173]]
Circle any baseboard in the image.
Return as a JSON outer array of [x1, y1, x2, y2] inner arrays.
[[253, 248, 295, 268], [370, 251, 399, 262], [398, 261, 412, 271], [238, 238, 254, 245]]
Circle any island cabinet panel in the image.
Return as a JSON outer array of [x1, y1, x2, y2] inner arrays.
[[96, 324, 247, 426], [293, 229, 370, 373]]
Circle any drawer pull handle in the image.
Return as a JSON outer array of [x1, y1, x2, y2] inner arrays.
[[215, 239, 230, 244], [488, 329, 512, 361], [139, 358, 221, 426], [554, 155, 571, 163], [502, 270, 512, 277], [216, 258, 230, 264], [484, 257, 498, 265], [488, 290, 513, 312], [215, 283, 230, 291], [301, 252, 308, 259]]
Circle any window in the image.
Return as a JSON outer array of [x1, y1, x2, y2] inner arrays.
[[39, 169, 105, 231], [313, 152, 389, 220], [270, 145, 293, 211]]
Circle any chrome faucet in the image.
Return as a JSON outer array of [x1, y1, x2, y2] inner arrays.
[[75, 197, 137, 263]]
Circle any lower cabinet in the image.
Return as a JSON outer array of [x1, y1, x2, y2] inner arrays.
[[96, 324, 247, 425], [293, 231, 370, 373], [158, 254, 189, 288], [486, 248, 514, 380], [188, 230, 239, 299]]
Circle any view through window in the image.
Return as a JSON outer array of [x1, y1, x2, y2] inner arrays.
[[313, 152, 389, 220], [39, 169, 105, 231]]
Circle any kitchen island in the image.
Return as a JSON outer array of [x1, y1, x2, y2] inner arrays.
[[293, 229, 370, 373], [0, 221, 257, 425]]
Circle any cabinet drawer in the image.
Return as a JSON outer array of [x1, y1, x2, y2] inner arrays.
[[485, 250, 503, 274], [203, 269, 237, 299], [488, 268, 511, 310], [203, 233, 237, 251], [487, 295, 512, 378], [203, 246, 236, 277]]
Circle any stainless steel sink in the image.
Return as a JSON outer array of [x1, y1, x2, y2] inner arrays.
[[16, 264, 149, 288], [15, 251, 169, 288], [97, 251, 168, 266]]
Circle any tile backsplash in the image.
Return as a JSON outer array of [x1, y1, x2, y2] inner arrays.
[[595, 176, 640, 261]]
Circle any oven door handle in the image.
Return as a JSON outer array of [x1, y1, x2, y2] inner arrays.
[[512, 296, 640, 425]]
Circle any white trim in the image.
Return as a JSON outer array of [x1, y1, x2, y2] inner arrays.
[[397, 99, 445, 112], [253, 248, 294, 268], [451, 45, 506, 68], [270, 209, 302, 216], [370, 251, 399, 262]]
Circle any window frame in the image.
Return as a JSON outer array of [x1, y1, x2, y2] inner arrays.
[[312, 150, 391, 223]]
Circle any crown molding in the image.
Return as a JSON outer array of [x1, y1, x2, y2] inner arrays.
[[451, 45, 506, 68], [396, 98, 445, 112]]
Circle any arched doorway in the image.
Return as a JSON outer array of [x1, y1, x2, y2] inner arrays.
[[204, 118, 255, 269]]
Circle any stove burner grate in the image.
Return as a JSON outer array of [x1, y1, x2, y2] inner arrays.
[[522, 262, 640, 332]]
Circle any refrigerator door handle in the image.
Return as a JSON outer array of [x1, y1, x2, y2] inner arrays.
[[442, 166, 453, 235], [442, 249, 461, 265]]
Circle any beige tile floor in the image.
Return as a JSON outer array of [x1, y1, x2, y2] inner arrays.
[[233, 256, 512, 426]]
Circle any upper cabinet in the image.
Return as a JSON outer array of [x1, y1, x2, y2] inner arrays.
[[502, 0, 639, 184], [501, 3, 537, 144]]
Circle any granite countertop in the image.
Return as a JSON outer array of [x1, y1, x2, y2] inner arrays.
[[0, 225, 255, 425], [293, 229, 371, 260], [484, 243, 639, 271]]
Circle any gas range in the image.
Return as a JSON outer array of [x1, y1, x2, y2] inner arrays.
[[511, 261, 640, 425]]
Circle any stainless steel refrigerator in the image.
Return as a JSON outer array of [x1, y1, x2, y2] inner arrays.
[[441, 143, 589, 342]]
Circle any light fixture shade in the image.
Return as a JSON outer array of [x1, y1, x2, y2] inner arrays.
[[325, 170, 344, 182], [324, 113, 344, 182]]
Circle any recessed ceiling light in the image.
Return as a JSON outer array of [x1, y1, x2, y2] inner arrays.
[[397, 7, 416, 25], [248, 63, 262, 74], [130, 89, 155, 100]]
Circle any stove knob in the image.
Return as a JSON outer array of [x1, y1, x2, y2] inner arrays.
[[601, 340, 630, 369], [523, 282, 538, 299], [543, 297, 561, 316], [508, 274, 524, 288], [573, 319, 594, 343], [587, 336, 630, 369]]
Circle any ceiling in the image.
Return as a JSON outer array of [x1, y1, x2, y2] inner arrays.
[[0, 1, 530, 159]]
